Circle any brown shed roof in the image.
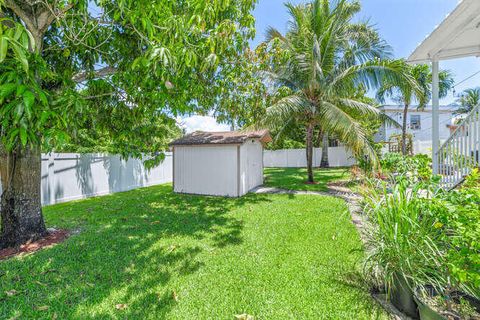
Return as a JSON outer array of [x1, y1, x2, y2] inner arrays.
[[170, 130, 272, 146]]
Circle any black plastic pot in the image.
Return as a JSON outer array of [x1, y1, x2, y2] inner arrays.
[[413, 294, 446, 320], [391, 273, 419, 319], [414, 286, 480, 320]]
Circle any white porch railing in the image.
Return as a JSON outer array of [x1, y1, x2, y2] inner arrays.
[[437, 104, 480, 188]]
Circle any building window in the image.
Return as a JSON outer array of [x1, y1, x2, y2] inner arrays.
[[410, 115, 421, 130]]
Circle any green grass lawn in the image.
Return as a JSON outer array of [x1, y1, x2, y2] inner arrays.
[[0, 184, 384, 319], [264, 167, 350, 192]]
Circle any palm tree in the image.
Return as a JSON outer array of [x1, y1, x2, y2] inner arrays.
[[377, 64, 453, 155], [261, 0, 415, 182], [455, 87, 480, 115], [319, 130, 330, 168]]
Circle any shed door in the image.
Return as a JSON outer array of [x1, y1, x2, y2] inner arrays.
[[247, 141, 263, 190]]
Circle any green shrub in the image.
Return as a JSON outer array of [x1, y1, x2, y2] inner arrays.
[[380, 153, 432, 182], [436, 169, 480, 297], [379, 152, 404, 172]]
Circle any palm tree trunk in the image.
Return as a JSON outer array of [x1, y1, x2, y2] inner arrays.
[[401, 103, 409, 156], [0, 145, 47, 249], [306, 123, 314, 183], [320, 132, 329, 168]]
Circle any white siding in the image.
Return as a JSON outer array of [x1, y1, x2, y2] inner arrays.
[[377, 107, 455, 143], [239, 139, 264, 195], [174, 145, 238, 197], [239, 144, 247, 196]]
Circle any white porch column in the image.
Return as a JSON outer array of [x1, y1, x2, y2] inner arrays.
[[431, 59, 440, 174]]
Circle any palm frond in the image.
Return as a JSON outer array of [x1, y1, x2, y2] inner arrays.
[[318, 101, 378, 164], [336, 98, 380, 117], [379, 110, 401, 129], [331, 59, 419, 95], [263, 94, 311, 127], [265, 27, 286, 43]]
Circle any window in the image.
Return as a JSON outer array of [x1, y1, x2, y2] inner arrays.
[[410, 115, 421, 130]]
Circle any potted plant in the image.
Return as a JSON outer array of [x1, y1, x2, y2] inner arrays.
[[362, 179, 444, 319], [414, 285, 480, 320]]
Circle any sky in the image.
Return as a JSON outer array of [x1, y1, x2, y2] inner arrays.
[[181, 0, 480, 133]]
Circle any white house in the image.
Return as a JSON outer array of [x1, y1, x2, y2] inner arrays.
[[170, 130, 272, 197], [376, 105, 456, 143]]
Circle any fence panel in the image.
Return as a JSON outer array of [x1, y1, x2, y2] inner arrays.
[[0, 153, 171, 206], [42, 153, 173, 205], [264, 147, 355, 168]]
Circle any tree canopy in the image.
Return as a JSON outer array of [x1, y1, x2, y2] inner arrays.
[[1, 0, 257, 159]]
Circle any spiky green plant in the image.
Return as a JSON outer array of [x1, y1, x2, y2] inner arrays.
[[362, 179, 446, 294]]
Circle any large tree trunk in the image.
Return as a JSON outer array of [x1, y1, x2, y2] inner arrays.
[[0, 145, 47, 249], [401, 104, 409, 156], [320, 132, 329, 168], [306, 123, 314, 183], [0, 2, 52, 249]]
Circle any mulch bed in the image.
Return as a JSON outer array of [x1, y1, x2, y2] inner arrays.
[[0, 229, 69, 261]]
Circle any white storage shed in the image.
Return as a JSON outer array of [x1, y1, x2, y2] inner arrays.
[[170, 130, 272, 197]]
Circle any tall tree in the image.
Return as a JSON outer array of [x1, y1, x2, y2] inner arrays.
[[318, 131, 329, 168], [455, 87, 480, 115], [260, 0, 413, 183], [377, 64, 453, 155], [0, 0, 256, 248]]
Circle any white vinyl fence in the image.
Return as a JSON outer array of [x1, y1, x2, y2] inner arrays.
[[38, 153, 172, 205], [1, 147, 355, 207], [264, 146, 356, 168]]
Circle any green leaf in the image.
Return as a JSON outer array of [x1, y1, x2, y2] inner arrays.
[[23, 90, 35, 119], [0, 37, 8, 62], [13, 25, 23, 41], [23, 90, 35, 110], [16, 84, 26, 96], [38, 91, 48, 106], [0, 101, 16, 116], [10, 43, 28, 73], [19, 127, 28, 146], [0, 83, 17, 98], [24, 28, 35, 52]]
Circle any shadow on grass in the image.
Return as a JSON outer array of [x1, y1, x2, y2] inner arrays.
[[333, 270, 387, 320], [0, 184, 271, 319]]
